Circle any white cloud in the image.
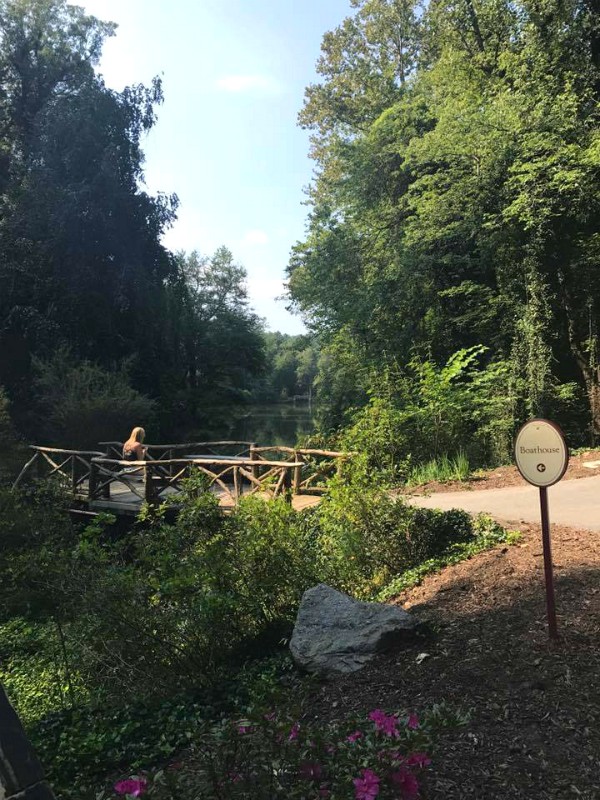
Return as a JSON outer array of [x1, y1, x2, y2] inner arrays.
[[241, 229, 269, 246], [215, 74, 282, 94]]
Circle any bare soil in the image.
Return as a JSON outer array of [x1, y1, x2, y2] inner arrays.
[[305, 520, 600, 798], [407, 448, 600, 495]]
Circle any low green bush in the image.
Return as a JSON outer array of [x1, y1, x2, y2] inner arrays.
[[3, 480, 515, 718], [312, 482, 480, 596], [32, 349, 156, 448]]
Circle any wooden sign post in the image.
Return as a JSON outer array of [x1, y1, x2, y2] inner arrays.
[[514, 419, 569, 640]]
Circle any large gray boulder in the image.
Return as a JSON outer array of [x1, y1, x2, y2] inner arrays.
[[290, 584, 417, 676]]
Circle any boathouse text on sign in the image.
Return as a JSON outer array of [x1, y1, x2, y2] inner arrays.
[[514, 419, 569, 487]]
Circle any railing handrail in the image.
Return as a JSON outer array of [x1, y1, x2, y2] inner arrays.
[[30, 445, 105, 457], [98, 440, 256, 450], [250, 446, 350, 458], [91, 457, 304, 468]]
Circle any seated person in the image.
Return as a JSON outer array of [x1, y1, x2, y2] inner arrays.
[[122, 426, 147, 461]]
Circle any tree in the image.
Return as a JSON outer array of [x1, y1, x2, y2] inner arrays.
[[0, 0, 177, 424], [163, 248, 265, 418], [289, 0, 600, 444]]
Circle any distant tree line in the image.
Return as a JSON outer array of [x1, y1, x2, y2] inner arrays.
[[288, 0, 600, 457], [253, 333, 319, 403]]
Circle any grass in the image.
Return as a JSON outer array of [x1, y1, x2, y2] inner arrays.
[[406, 451, 470, 487]]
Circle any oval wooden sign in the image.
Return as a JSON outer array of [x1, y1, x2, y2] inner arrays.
[[514, 418, 569, 487]]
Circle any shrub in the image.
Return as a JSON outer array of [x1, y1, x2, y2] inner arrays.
[[312, 482, 478, 597], [32, 349, 155, 448], [3, 479, 512, 719], [340, 347, 520, 479], [103, 702, 469, 800]]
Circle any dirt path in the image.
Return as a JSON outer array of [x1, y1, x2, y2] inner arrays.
[[306, 520, 600, 799], [406, 474, 600, 531]]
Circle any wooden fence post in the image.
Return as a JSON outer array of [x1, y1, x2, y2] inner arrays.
[[249, 443, 259, 481], [283, 466, 292, 504], [144, 464, 154, 504], [233, 466, 241, 502], [292, 451, 302, 495], [70, 456, 76, 495], [0, 683, 56, 800], [89, 460, 98, 500]]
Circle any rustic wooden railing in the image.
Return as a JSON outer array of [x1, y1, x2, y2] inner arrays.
[[99, 440, 256, 460], [250, 446, 351, 494], [12, 446, 105, 496], [13, 444, 352, 509], [88, 457, 301, 506]]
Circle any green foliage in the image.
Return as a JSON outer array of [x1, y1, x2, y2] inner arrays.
[[253, 332, 319, 403], [407, 452, 470, 486], [377, 516, 521, 601], [312, 483, 490, 597], [108, 702, 467, 800], [0, 2, 265, 439], [340, 395, 413, 485], [1, 476, 514, 718], [32, 350, 156, 448], [340, 347, 514, 474], [161, 248, 266, 428], [290, 0, 600, 448], [0, 478, 517, 800], [31, 692, 214, 800]]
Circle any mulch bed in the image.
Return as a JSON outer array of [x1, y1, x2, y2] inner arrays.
[[303, 520, 600, 799], [407, 448, 600, 495]]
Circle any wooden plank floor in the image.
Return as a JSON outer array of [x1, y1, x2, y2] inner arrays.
[[87, 479, 321, 515]]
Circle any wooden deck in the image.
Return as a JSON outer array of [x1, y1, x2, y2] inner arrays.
[[88, 478, 322, 514], [13, 442, 348, 517]]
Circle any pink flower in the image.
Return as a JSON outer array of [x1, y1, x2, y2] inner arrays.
[[114, 778, 148, 797], [406, 752, 431, 768], [299, 761, 323, 781], [391, 768, 419, 799], [407, 713, 419, 730], [237, 724, 252, 735], [353, 768, 380, 800], [229, 772, 243, 784], [347, 730, 363, 743], [368, 709, 399, 736], [288, 721, 300, 741]]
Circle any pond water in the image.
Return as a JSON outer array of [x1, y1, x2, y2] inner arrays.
[[198, 403, 317, 448]]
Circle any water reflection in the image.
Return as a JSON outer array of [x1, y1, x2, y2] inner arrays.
[[200, 403, 317, 447]]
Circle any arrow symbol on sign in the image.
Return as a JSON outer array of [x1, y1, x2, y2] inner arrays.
[[537, 463, 546, 473]]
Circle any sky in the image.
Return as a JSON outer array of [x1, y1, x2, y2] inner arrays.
[[77, 0, 353, 334]]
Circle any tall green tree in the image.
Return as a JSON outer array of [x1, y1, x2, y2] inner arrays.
[[162, 248, 265, 419], [0, 0, 177, 415]]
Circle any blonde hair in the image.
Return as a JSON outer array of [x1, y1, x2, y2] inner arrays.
[[129, 426, 145, 443]]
